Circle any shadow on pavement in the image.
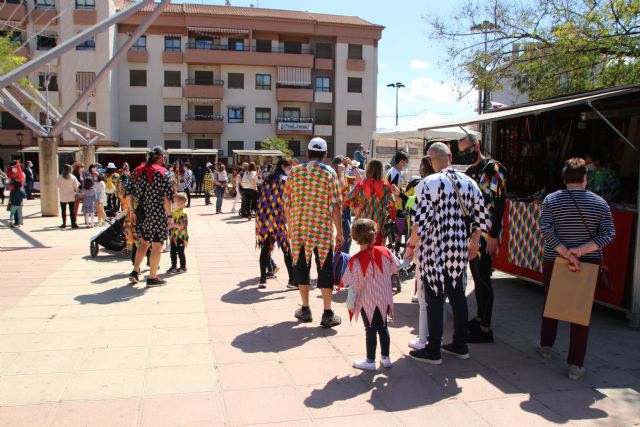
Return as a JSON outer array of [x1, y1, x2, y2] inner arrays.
[[232, 320, 337, 353], [221, 278, 289, 305], [0, 221, 51, 250], [75, 285, 146, 304]]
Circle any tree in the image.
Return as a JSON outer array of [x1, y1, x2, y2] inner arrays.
[[261, 137, 293, 157], [426, 0, 640, 101], [0, 34, 29, 85]]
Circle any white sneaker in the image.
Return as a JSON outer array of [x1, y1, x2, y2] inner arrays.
[[568, 364, 586, 380], [380, 356, 392, 369], [408, 337, 427, 350], [257, 282, 267, 289], [411, 295, 419, 303], [536, 345, 553, 359], [353, 359, 376, 371]]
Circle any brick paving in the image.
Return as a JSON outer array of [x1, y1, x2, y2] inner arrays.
[[0, 198, 639, 426]]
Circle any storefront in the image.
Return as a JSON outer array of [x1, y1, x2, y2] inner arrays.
[[420, 84, 640, 326], [167, 149, 218, 170], [232, 150, 284, 166], [18, 146, 81, 194]]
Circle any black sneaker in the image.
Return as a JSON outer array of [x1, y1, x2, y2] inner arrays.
[[59, 224, 66, 229], [71, 224, 79, 229], [409, 348, 442, 365], [320, 311, 342, 328], [146, 277, 167, 287], [286, 282, 298, 290], [467, 318, 482, 332], [441, 343, 470, 360], [294, 307, 313, 323], [128, 270, 139, 284], [166, 267, 179, 274], [266, 272, 276, 279], [466, 328, 494, 344]]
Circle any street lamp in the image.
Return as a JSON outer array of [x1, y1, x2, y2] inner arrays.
[[16, 131, 24, 163], [386, 82, 405, 126]]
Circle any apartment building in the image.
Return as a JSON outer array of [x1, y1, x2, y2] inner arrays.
[[0, 1, 383, 163]]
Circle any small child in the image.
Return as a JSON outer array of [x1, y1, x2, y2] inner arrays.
[[81, 177, 98, 227], [343, 218, 400, 371], [8, 180, 26, 228], [94, 174, 107, 225], [167, 192, 189, 273]]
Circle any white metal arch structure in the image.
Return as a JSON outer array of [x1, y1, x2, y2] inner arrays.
[[0, 0, 170, 143]]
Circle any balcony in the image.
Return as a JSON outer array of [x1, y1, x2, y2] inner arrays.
[[127, 49, 148, 63], [0, 2, 27, 20], [184, 79, 224, 99], [314, 58, 333, 70], [184, 43, 313, 67], [314, 91, 333, 103], [162, 122, 183, 134], [346, 58, 365, 71], [162, 51, 183, 64], [183, 114, 224, 134], [276, 117, 313, 136], [32, 7, 58, 25], [276, 86, 313, 102], [73, 8, 97, 25], [162, 87, 183, 98], [314, 124, 333, 137]]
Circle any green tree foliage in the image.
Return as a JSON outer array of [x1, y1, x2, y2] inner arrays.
[[260, 137, 294, 157], [427, 0, 640, 100], [0, 34, 31, 87]]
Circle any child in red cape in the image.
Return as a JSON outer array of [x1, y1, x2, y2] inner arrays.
[[344, 218, 400, 371]]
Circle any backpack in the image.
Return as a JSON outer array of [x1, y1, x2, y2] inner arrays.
[[333, 251, 351, 289]]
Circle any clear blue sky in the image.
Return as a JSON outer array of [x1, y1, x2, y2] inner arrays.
[[173, 0, 477, 129]]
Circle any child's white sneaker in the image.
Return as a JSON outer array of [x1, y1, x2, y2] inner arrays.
[[353, 359, 376, 371], [380, 356, 392, 369]]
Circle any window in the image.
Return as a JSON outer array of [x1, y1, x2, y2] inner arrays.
[[129, 70, 147, 87], [164, 140, 181, 149], [130, 140, 147, 148], [194, 70, 214, 85], [255, 74, 271, 90], [164, 36, 181, 52], [346, 143, 361, 159], [283, 41, 301, 54], [76, 111, 96, 127], [315, 76, 330, 92], [227, 140, 244, 155], [75, 0, 94, 9], [164, 106, 181, 123], [254, 141, 263, 150], [288, 140, 301, 157], [347, 77, 362, 93], [315, 109, 331, 125], [131, 35, 146, 51], [283, 108, 300, 119], [37, 35, 57, 50], [76, 71, 95, 91], [38, 73, 58, 91], [228, 38, 245, 51], [228, 107, 244, 123], [194, 139, 214, 149], [348, 44, 363, 59], [194, 105, 214, 119], [164, 70, 181, 87], [130, 105, 147, 122], [255, 108, 271, 124], [228, 73, 244, 89], [315, 43, 332, 59], [76, 37, 95, 51], [35, 0, 55, 8], [347, 110, 362, 126], [1, 112, 25, 129], [255, 39, 271, 53], [195, 37, 213, 49]]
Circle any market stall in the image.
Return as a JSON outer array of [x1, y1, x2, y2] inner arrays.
[[96, 147, 149, 169], [232, 149, 284, 166], [167, 149, 218, 170], [420, 84, 640, 326], [18, 146, 81, 193]]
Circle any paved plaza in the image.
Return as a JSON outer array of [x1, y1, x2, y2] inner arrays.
[[0, 198, 639, 426]]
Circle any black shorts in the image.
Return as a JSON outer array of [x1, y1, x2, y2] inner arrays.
[[293, 246, 333, 289]]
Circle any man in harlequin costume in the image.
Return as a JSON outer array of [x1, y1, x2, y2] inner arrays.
[[458, 134, 507, 343], [284, 137, 344, 328]]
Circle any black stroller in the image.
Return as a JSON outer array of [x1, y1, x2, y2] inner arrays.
[[89, 216, 126, 257]]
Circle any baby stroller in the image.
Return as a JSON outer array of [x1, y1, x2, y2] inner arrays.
[[89, 215, 126, 257]]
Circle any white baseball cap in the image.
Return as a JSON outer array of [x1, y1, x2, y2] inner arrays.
[[206, 162, 212, 167], [308, 137, 327, 152], [106, 163, 117, 170]]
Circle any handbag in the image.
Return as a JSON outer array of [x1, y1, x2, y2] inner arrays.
[[444, 172, 473, 238], [566, 191, 612, 290]]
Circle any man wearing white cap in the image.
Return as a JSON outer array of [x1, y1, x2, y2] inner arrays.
[[284, 137, 343, 327]]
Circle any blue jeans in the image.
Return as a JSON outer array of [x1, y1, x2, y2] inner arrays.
[[341, 207, 352, 253], [215, 186, 225, 213], [10, 206, 22, 225]]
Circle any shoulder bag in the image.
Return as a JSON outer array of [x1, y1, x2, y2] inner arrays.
[[566, 190, 612, 290]]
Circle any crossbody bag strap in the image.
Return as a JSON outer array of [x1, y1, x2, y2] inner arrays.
[[566, 190, 595, 240], [443, 171, 469, 217]]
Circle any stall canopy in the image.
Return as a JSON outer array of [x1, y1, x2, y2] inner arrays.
[[374, 111, 481, 141]]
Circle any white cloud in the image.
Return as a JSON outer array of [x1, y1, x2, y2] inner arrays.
[[410, 60, 431, 70], [379, 63, 389, 69]]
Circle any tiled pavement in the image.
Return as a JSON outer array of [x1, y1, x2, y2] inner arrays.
[[0, 198, 639, 426]]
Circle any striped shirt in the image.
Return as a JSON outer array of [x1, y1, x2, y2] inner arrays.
[[539, 189, 615, 261]]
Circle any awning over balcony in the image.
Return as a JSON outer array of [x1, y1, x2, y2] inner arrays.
[[277, 66, 311, 87], [187, 27, 249, 36], [186, 97, 221, 103], [162, 32, 184, 37]]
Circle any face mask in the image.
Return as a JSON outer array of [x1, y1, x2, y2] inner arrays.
[[458, 148, 478, 165], [586, 164, 596, 172]]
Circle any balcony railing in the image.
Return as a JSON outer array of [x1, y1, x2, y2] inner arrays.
[[276, 117, 313, 123], [186, 42, 313, 55], [184, 79, 224, 86], [185, 113, 224, 121], [276, 83, 313, 89]]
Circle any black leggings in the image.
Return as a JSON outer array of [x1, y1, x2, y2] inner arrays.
[[184, 188, 191, 207], [362, 307, 390, 361], [0, 188, 4, 204], [245, 189, 258, 215], [60, 202, 77, 226], [131, 245, 151, 266], [170, 238, 186, 269], [259, 234, 293, 282], [470, 248, 494, 327]]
